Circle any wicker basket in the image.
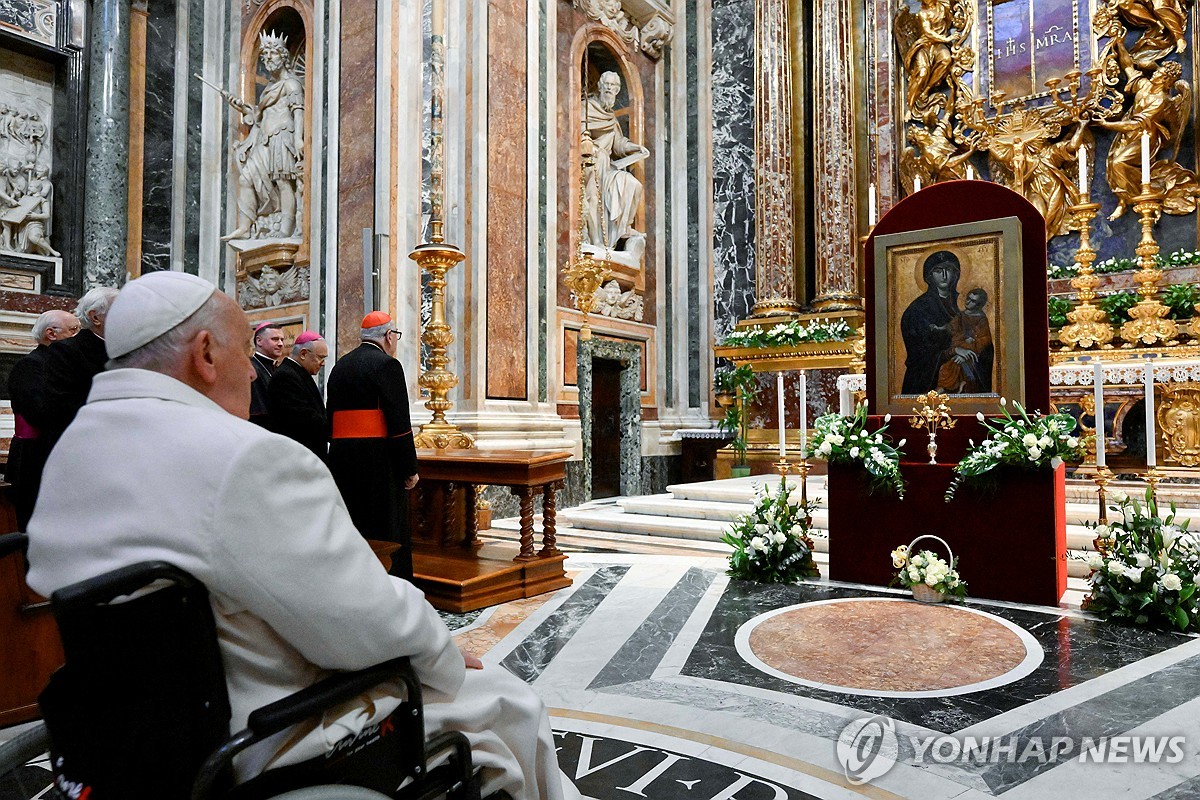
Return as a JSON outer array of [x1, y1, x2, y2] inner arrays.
[[906, 534, 954, 604]]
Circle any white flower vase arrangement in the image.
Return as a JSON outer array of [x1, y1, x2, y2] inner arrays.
[[945, 398, 1088, 502], [1083, 490, 1200, 632], [890, 535, 968, 603], [723, 479, 820, 583], [721, 318, 855, 349], [808, 403, 906, 498]]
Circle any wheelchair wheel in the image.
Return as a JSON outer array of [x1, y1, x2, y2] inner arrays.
[[267, 787, 393, 800]]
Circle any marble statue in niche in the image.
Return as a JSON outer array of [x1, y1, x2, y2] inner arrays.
[[596, 278, 645, 321], [582, 70, 648, 269], [238, 262, 309, 309], [0, 97, 56, 259], [221, 30, 305, 242]]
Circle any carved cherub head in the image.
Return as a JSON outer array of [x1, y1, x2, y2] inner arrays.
[[601, 279, 621, 305], [259, 266, 281, 294]]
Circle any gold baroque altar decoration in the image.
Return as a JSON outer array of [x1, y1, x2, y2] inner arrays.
[[894, 0, 1200, 242]]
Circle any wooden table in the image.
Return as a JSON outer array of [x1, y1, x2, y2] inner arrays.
[[411, 449, 573, 612]]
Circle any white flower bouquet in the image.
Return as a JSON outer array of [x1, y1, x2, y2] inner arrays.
[[722, 479, 820, 583], [720, 318, 855, 350], [945, 398, 1088, 502], [808, 403, 906, 498], [890, 539, 967, 601], [1084, 490, 1199, 632]]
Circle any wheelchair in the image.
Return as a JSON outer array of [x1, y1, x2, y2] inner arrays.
[[0, 532, 506, 800]]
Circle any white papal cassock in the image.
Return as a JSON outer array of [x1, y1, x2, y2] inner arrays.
[[27, 368, 579, 800]]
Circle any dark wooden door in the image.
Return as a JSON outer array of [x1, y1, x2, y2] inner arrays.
[[591, 359, 622, 499]]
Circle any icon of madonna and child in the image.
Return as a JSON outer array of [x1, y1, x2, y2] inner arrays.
[[900, 249, 994, 395]]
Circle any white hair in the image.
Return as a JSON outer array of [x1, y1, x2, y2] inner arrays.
[[75, 287, 119, 331], [291, 338, 322, 358], [362, 322, 390, 343], [107, 294, 228, 372], [31, 310, 68, 345]]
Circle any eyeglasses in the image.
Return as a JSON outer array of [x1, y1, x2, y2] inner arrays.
[[388, 329, 403, 340]]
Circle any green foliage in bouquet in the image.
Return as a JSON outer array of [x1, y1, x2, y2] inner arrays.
[[1048, 296, 1073, 329], [807, 403, 906, 498], [1083, 491, 1200, 632], [1098, 290, 1138, 325], [945, 399, 1088, 502], [723, 479, 820, 583], [889, 545, 968, 601], [1163, 282, 1200, 321]]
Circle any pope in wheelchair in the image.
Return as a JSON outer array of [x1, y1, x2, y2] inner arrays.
[[17, 272, 581, 800]]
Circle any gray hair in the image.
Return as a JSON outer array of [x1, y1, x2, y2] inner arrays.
[[361, 322, 390, 343], [31, 310, 67, 345], [107, 294, 228, 372], [75, 287, 119, 331], [291, 338, 322, 358]]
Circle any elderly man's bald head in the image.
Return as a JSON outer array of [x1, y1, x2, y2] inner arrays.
[[32, 309, 80, 346]]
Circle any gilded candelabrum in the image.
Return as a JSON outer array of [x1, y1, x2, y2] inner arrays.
[[410, 223, 475, 450], [909, 391, 956, 465], [1059, 202, 1115, 349], [1092, 465, 1113, 534], [1120, 189, 1179, 347], [561, 131, 610, 340], [1144, 465, 1163, 505], [772, 458, 816, 547]]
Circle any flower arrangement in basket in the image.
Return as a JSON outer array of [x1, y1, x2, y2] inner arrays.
[[722, 479, 820, 583], [945, 398, 1088, 502], [808, 403, 906, 498], [890, 535, 967, 603], [1083, 490, 1199, 632]]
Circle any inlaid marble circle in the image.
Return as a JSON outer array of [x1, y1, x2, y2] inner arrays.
[[735, 598, 1043, 698]]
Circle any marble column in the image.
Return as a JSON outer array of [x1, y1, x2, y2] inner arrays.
[[750, 0, 800, 317], [809, 0, 861, 311], [83, 0, 131, 289]]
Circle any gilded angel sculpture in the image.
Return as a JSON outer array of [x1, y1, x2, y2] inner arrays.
[[1115, 0, 1193, 68], [893, 0, 957, 128], [1096, 60, 1200, 220]]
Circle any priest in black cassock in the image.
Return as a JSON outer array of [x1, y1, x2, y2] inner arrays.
[[268, 331, 329, 461], [326, 312, 419, 580], [249, 322, 285, 429]]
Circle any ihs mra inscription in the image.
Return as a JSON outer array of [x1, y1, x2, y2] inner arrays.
[[553, 731, 806, 800], [997, 24, 1076, 59]]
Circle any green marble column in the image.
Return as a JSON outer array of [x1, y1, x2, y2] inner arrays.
[[83, 0, 131, 289]]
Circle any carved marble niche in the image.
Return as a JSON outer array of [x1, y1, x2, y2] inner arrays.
[[568, 33, 648, 317], [227, 0, 313, 314], [0, 0, 86, 296], [569, 0, 674, 58]]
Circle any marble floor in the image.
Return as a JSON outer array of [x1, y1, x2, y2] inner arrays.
[[4, 553, 1200, 799]]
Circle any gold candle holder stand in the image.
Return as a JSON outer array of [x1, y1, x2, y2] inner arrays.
[[1144, 465, 1162, 505], [1120, 188, 1178, 347], [1059, 201, 1114, 349], [909, 391, 955, 465], [561, 131, 610, 340], [1092, 465, 1113, 556], [773, 457, 816, 547], [410, 222, 475, 450]]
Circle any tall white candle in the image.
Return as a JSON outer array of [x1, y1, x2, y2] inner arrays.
[[867, 183, 877, 226], [1093, 361, 1106, 468], [799, 371, 808, 454], [1141, 131, 1151, 188], [839, 386, 852, 416], [966, 164, 975, 180], [1145, 361, 1157, 467], [777, 373, 786, 458], [1078, 147, 1088, 196], [913, 175, 922, 193]]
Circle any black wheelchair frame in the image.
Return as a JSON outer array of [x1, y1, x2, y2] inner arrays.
[[0, 532, 493, 800]]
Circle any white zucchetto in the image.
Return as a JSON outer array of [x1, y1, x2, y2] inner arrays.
[[105, 272, 216, 359]]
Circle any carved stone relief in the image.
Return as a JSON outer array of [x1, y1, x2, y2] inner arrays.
[[1159, 384, 1200, 466], [570, 0, 674, 60], [595, 278, 645, 321], [0, 50, 57, 263]]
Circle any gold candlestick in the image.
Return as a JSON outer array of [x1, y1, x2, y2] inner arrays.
[[410, 237, 475, 450], [562, 131, 610, 340], [795, 457, 813, 529], [1144, 465, 1162, 505], [1120, 189, 1178, 346], [908, 391, 956, 465], [1059, 201, 1114, 349], [1092, 465, 1113, 556]]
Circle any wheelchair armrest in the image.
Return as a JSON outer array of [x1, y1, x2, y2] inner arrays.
[[0, 532, 27, 559], [246, 655, 420, 738]]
